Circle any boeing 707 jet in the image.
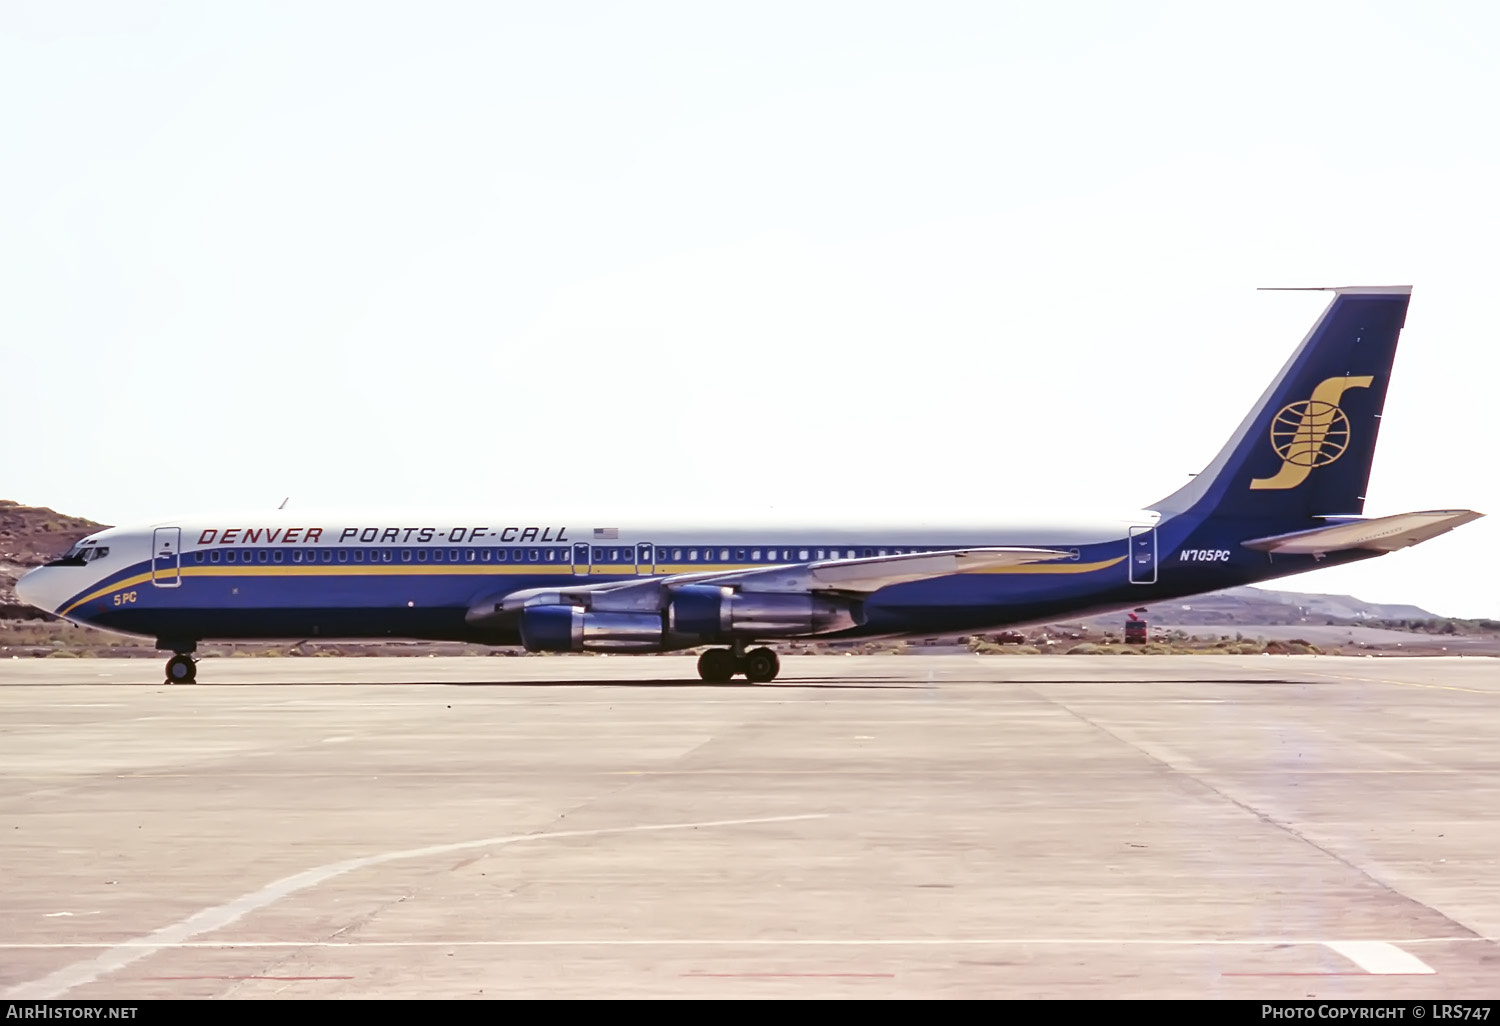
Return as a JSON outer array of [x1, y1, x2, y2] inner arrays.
[[16, 286, 1482, 684]]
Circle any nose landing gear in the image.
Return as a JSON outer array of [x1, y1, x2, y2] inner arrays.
[[157, 639, 200, 685], [164, 653, 197, 684]]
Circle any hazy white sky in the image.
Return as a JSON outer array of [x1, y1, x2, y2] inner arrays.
[[3, 1, 1496, 616]]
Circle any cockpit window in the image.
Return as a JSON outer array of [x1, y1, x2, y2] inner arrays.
[[46, 542, 101, 567]]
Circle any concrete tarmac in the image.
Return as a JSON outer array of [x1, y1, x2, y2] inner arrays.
[[2, 654, 1498, 999]]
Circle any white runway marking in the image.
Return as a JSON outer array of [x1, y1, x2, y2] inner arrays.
[[1324, 940, 1436, 974], [1, 936, 1484, 949], [3, 812, 826, 1000]]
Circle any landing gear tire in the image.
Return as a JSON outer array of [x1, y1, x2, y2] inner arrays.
[[744, 647, 780, 683], [165, 654, 197, 685], [697, 648, 737, 683]]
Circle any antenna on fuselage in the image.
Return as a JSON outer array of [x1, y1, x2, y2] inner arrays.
[[278, 497, 289, 510]]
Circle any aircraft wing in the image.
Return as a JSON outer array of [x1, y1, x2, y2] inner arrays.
[[1241, 509, 1484, 555], [480, 546, 1073, 621], [676, 546, 1073, 594]]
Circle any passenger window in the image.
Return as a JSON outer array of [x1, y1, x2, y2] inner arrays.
[[273, 551, 284, 563], [480, 549, 491, 562], [672, 548, 682, 560], [799, 549, 809, 560], [226, 551, 236, 563], [337, 550, 348, 563], [193, 552, 204, 564], [382, 550, 392, 563], [401, 550, 411, 562], [751, 549, 761, 561], [449, 549, 459, 562], [688, 549, 698, 561], [353, 551, 364, 563], [258, 551, 269, 563], [417, 549, 428, 562], [719, 549, 729, 561], [528, 548, 539, 561], [291, 551, 302, 563], [210, 551, 221, 564], [815, 549, 825, 559], [433, 550, 443, 562]]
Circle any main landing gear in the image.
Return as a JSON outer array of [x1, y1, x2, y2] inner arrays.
[[164, 654, 197, 684], [696, 645, 780, 683]]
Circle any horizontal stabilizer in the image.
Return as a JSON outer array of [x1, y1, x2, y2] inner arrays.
[[1242, 510, 1483, 555]]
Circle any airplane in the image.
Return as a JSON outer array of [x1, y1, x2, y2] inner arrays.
[[15, 285, 1483, 685]]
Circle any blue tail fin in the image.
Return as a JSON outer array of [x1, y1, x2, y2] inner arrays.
[[1151, 287, 1411, 521]]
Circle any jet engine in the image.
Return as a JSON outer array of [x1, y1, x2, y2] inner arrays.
[[507, 586, 858, 652], [518, 605, 666, 653], [667, 585, 856, 640]]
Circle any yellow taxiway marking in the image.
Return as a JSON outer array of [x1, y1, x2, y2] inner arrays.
[[1304, 669, 1495, 695]]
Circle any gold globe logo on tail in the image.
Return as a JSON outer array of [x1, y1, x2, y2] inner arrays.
[[1249, 375, 1373, 490], [1271, 400, 1351, 466]]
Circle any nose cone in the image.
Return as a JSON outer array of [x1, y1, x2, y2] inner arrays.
[[15, 567, 61, 615]]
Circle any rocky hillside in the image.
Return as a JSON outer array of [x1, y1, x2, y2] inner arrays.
[[0, 500, 107, 613], [1143, 585, 1437, 626]]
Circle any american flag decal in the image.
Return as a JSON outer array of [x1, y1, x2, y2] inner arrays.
[[593, 528, 619, 539]]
